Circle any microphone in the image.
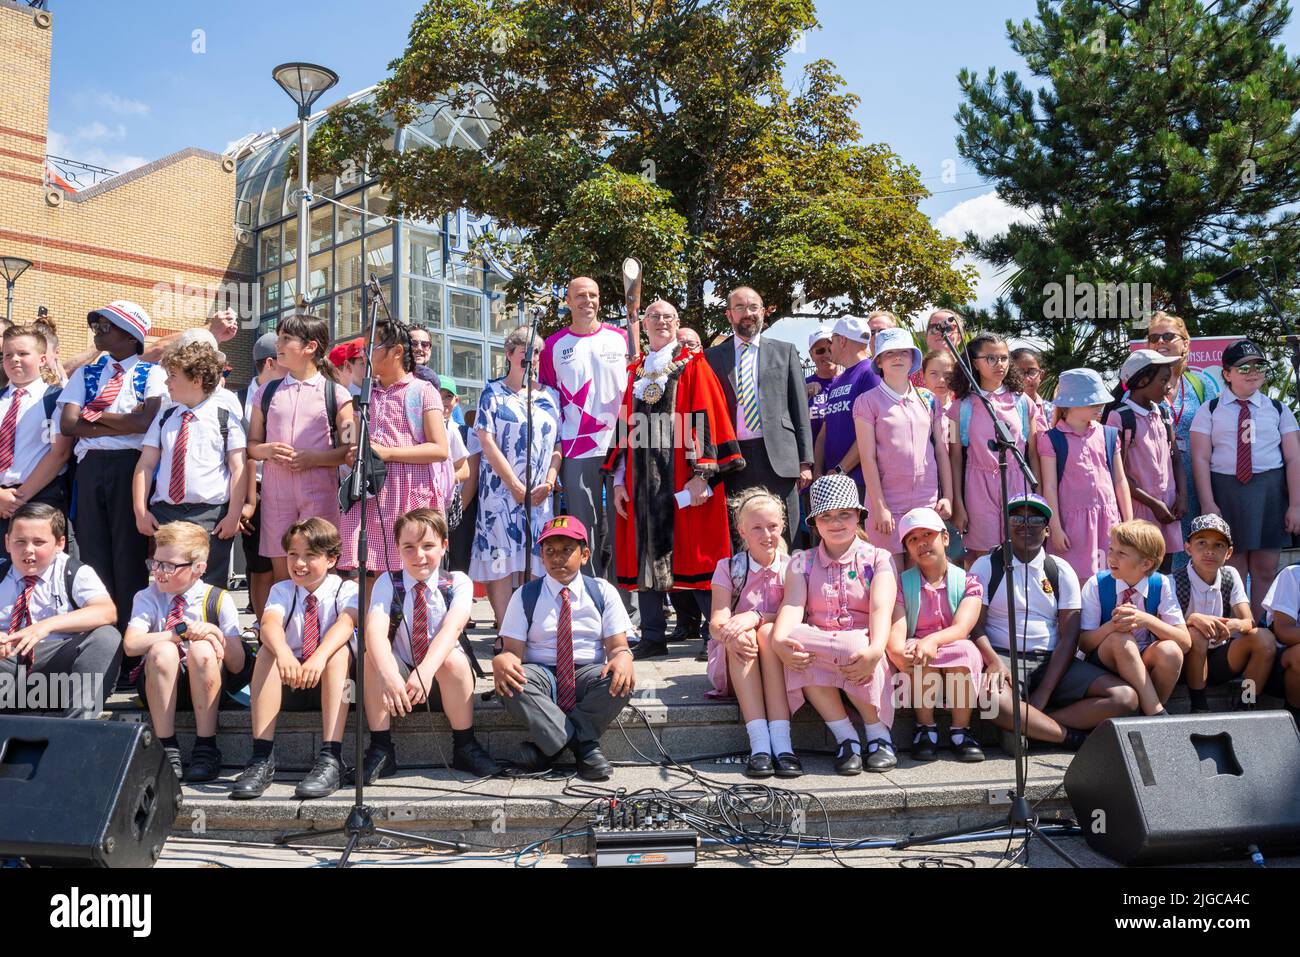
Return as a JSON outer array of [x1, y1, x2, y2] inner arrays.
[[1213, 256, 1271, 285]]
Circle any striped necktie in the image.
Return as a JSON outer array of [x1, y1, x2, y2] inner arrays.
[[411, 581, 430, 666], [10, 575, 39, 667], [738, 342, 760, 432], [0, 389, 26, 473], [301, 593, 320, 660], [81, 363, 125, 422], [555, 587, 576, 712], [1235, 400, 1252, 484], [169, 411, 194, 503], [127, 594, 188, 682]]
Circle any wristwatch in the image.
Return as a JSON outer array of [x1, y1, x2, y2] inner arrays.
[[173, 621, 188, 639]]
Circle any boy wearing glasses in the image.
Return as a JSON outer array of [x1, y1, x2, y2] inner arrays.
[[972, 494, 1138, 752], [123, 521, 249, 781], [1190, 338, 1300, 620]]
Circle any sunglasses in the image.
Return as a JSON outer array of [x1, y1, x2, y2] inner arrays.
[[88, 319, 114, 334], [811, 345, 832, 355], [1232, 360, 1268, 373], [1147, 332, 1182, 343], [1008, 514, 1048, 528], [928, 321, 957, 334], [409, 339, 432, 350]]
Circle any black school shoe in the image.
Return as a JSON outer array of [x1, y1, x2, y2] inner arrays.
[[185, 743, 223, 783], [865, 737, 897, 772], [350, 745, 397, 785], [574, 741, 613, 781], [948, 727, 985, 763], [295, 752, 344, 799], [230, 756, 276, 800], [911, 725, 939, 762], [745, 752, 775, 778], [162, 746, 183, 781], [833, 740, 863, 775], [452, 737, 503, 777], [774, 753, 804, 778]]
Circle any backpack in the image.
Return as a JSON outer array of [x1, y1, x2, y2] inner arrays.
[[1095, 570, 1164, 623], [0, 555, 84, 612], [728, 552, 750, 612], [958, 393, 1031, 450], [158, 404, 231, 456], [125, 585, 229, 683], [1116, 402, 1175, 454], [520, 574, 608, 633], [987, 549, 1062, 609], [1046, 424, 1119, 487], [1172, 566, 1236, 619], [1206, 395, 1284, 418], [83, 356, 153, 407], [900, 564, 968, 640], [388, 573, 485, 679], [259, 375, 339, 448]]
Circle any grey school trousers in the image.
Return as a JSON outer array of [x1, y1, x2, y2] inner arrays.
[[0, 625, 122, 719], [498, 662, 631, 756]]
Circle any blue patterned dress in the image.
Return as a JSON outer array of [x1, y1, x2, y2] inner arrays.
[[469, 377, 561, 580]]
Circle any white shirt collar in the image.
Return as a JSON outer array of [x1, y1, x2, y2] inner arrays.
[[1228, 390, 1263, 407], [1010, 548, 1048, 572], [747, 551, 784, 574], [978, 384, 1009, 398], [1123, 396, 1159, 417], [4, 380, 44, 399], [878, 380, 918, 404], [399, 570, 438, 592], [733, 332, 762, 351], [287, 371, 324, 388], [1188, 565, 1221, 593], [545, 574, 585, 599], [1114, 575, 1148, 598]]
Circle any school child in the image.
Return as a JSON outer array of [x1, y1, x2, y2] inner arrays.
[[854, 328, 953, 560], [1038, 368, 1133, 581], [339, 320, 450, 576], [0, 502, 120, 719], [707, 489, 797, 778], [1079, 520, 1191, 716], [231, 518, 359, 800], [245, 312, 354, 586], [0, 325, 73, 540], [1175, 514, 1275, 712], [360, 508, 499, 782], [123, 521, 250, 781], [236, 333, 283, 625], [771, 475, 898, 774], [133, 342, 247, 588], [494, 516, 635, 782], [1260, 563, 1300, 720], [1107, 349, 1184, 571], [947, 332, 1043, 566], [922, 349, 965, 563], [1190, 339, 1300, 619], [1011, 346, 1053, 426], [57, 300, 167, 633], [971, 494, 1138, 753], [887, 507, 985, 761]]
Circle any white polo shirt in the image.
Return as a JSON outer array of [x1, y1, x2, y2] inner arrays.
[[0, 552, 109, 644], [57, 354, 168, 459], [127, 579, 241, 639], [1189, 390, 1299, 474], [1183, 565, 1249, 618], [970, 550, 1081, 653], [499, 573, 632, 666], [143, 395, 248, 506], [368, 570, 471, 668], [264, 575, 359, 658], [1263, 565, 1300, 625], [1080, 573, 1185, 650], [0, 381, 64, 487]]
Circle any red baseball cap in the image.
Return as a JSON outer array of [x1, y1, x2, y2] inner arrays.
[[538, 515, 589, 545], [329, 338, 364, 367]]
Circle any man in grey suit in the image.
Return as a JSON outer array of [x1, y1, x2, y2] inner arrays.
[[704, 287, 814, 547]]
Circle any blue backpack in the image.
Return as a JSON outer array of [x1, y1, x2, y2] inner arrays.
[[83, 355, 154, 406], [1046, 424, 1119, 487], [958, 393, 1031, 449], [1095, 570, 1164, 623], [899, 564, 967, 640]]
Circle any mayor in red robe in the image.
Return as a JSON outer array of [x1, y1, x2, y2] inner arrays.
[[604, 300, 744, 659]]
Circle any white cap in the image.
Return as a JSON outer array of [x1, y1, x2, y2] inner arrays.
[[807, 326, 834, 350], [1119, 348, 1178, 386], [831, 315, 871, 345]]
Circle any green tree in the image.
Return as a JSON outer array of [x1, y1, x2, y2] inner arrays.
[[307, 0, 973, 339], [955, 0, 1300, 377]]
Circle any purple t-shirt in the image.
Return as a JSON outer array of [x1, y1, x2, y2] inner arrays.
[[807, 373, 836, 442], [820, 359, 881, 485]]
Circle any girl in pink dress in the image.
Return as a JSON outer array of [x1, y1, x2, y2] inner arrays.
[[339, 320, 450, 575], [1106, 351, 1185, 570], [1039, 368, 1133, 581], [947, 333, 1043, 567], [771, 474, 898, 774], [886, 507, 986, 762], [854, 328, 953, 560], [707, 489, 796, 778]]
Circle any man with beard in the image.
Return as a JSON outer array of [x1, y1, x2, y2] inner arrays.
[[607, 300, 744, 660]]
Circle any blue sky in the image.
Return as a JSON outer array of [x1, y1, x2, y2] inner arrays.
[[40, 1, 1300, 341]]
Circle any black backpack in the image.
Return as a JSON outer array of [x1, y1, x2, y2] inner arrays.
[[1172, 566, 1236, 618], [259, 376, 339, 447], [0, 555, 84, 612], [987, 549, 1062, 608], [388, 575, 485, 679]]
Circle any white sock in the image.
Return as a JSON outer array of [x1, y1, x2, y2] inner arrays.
[[864, 722, 891, 744], [745, 719, 771, 755], [768, 720, 793, 755], [827, 718, 861, 754]]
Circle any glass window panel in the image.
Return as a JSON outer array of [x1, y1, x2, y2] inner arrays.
[[282, 218, 298, 264], [365, 231, 394, 281], [488, 292, 517, 336], [446, 254, 482, 289], [489, 344, 507, 379], [408, 278, 443, 329], [407, 228, 443, 278], [336, 239, 363, 291], [426, 332, 445, 377], [449, 289, 483, 333], [449, 339, 483, 381], [308, 250, 332, 300], [336, 200, 363, 244], [335, 288, 363, 339], [460, 385, 482, 418], [259, 168, 286, 227], [261, 270, 280, 313], [364, 184, 391, 232], [309, 203, 333, 255], [281, 273, 296, 308], [258, 227, 281, 271]]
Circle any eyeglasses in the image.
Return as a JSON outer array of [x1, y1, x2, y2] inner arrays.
[[146, 559, 195, 575], [729, 304, 764, 314], [1019, 367, 1042, 377], [976, 354, 1011, 366], [1008, 514, 1048, 528], [1232, 361, 1268, 374], [928, 322, 956, 334], [409, 339, 432, 351], [1147, 332, 1182, 343], [87, 319, 113, 334]]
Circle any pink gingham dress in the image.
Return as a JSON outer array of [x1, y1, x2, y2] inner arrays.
[[896, 571, 984, 679], [1107, 399, 1183, 555], [706, 552, 788, 699]]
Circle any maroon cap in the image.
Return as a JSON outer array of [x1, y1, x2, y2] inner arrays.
[[538, 515, 589, 544]]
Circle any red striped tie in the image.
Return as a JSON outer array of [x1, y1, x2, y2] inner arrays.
[[11, 575, 39, 667], [1235, 400, 1253, 484], [555, 587, 576, 712], [81, 363, 125, 422], [301, 593, 320, 660], [168, 411, 193, 502], [127, 594, 187, 683], [0, 388, 27, 473], [411, 582, 430, 666]]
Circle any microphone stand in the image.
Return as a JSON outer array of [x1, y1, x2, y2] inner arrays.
[[892, 333, 1078, 867], [1246, 260, 1300, 409], [522, 305, 545, 589], [276, 274, 466, 865]]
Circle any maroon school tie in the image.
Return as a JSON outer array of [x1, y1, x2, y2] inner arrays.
[[411, 581, 430, 666], [301, 593, 320, 660], [0, 388, 27, 473], [10, 575, 38, 667], [555, 587, 576, 712], [81, 363, 125, 422], [168, 411, 193, 502], [127, 594, 187, 683], [1235, 400, 1252, 484]]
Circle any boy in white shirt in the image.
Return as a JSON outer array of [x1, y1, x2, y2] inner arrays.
[[1259, 565, 1300, 719]]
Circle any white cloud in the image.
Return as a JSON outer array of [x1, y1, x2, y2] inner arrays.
[[87, 91, 151, 116], [73, 121, 127, 142], [933, 190, 1039, 310], [47, 130, 145, 176]]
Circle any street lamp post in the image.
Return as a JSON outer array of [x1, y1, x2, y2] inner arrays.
[[271, 62, 339, 308], [0, 257, 33, 326]]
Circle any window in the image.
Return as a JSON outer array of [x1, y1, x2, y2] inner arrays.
[[261, 271, 280, 313], [283, 219, 298, 264], [488, 291, 518, 337], [449, 339, 483, 380], [407, 228, 443, 278], [445, 254, 482, 289], [364, 185, 390, 233], [307, 250, 332, 300], [365, 232, 394, 282], [489, 344, 507, 379], [309, 204, 333, 255], [449, 289, 482, 333], [258, 227, 281, 271], [426, 332, 445, 377], [259, 165, 286, 226], [336, 239, 363, 292], [335, 288, 363, 339], [336, 199, 363, 244], [460, 385, 482, 417], [408, 278, 443, 329]]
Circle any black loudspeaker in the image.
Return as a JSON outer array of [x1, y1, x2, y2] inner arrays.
[[1064, 712, 1300, 866], [0, 716, 181, 867]]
